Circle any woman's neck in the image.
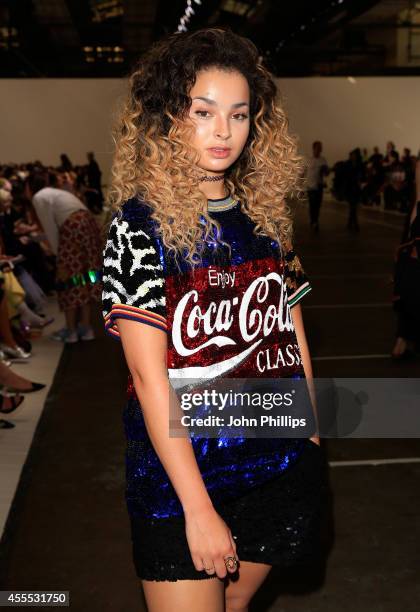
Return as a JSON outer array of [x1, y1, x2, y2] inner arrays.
[[199, 183, 228, 200]]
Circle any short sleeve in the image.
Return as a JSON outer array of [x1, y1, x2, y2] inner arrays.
[[283, 245, 312, 308], [101, 214, 167, 339]]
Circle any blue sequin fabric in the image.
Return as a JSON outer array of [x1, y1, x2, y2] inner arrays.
[[102, 195, 314, 520], [129, 438, 328, 581]]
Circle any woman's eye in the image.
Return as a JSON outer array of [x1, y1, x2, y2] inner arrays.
[[194, 110, 248, 120]]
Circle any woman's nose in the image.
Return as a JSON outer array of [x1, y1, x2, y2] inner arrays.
[[214, 116, 231, 139]]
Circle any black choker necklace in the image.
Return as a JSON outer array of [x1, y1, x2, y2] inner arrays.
[[199, 174, 225, 182]]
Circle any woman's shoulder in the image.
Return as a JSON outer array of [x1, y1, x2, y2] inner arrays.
[[114, 195, 153, 225], [108, 196, 162, 241], [103, 196, 165, 274]]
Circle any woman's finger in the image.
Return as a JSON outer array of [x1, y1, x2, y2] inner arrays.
[[213, 556, 228, 579], [191, 553, 205, 572], [202, 558, 216, 575]]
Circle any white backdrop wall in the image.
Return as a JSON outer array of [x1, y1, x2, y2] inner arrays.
[[277, 76, 420, 167], [0, 79, 127, 185], [1, 77, 419, 184]]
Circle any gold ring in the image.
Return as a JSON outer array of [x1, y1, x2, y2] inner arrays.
[[224, 556, 238, 570]]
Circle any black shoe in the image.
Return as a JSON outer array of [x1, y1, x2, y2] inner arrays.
[[4, 382, 46, 394], [0, 419, 15, 429], [0, 393, 25, 414]]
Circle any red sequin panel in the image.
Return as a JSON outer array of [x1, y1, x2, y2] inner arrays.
[[127, 255, 305, 399], [165, 255, 304, 380]]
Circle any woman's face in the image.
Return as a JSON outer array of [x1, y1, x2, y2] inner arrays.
[[187, 67, 250, 174]]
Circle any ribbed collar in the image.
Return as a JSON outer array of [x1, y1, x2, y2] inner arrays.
[[207, 195, 238, 212]]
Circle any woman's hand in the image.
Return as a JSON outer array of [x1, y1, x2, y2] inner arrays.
[[185, 505, 238, 579], [309, 435, 321, 446]]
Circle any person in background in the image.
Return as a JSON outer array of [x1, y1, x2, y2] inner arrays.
[[0, 294, 24, 430], [25, 172, 102, 343], [1, 181, 56, 294], [0, 262, 49, 353], [86, 152, 103, 208], [342, 148, 365, 232], [59, 170, 78, 195], [369, 146, 383, 166], [59, 154, 73, 172], [368, 147, 385, 206], [0, 263, 31, 360], [306, 140, 328, 233], [0, 190, 52, 331], [383, 141, 399, 167], [391, 160, 420, 359], [401, 148, 416, 212], [365, 146, 385, 206], [383, 151, 409, 212]]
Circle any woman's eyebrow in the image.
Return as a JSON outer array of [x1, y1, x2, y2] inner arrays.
[[192, 96, 249, 108]]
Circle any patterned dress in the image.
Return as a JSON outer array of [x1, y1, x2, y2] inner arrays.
[[101, 195, 327, 581], [56, 210, 102, 310]]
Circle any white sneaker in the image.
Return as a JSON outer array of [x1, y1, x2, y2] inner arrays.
[[0, 343, 31, 360], [79, 326, 95, 341], [0, 350, 12, 367], [50, 328, 70, 342], [64, 330, 79, 344]]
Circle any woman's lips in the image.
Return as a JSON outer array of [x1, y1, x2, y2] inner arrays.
[[207, 147, 231, 158]]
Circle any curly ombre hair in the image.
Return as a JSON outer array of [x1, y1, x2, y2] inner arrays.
[[109, 27, 305, 266]]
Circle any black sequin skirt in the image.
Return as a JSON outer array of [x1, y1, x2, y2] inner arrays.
[[129, 438, 328, 582]]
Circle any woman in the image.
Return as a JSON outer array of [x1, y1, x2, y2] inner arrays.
[[102, 28, 327, 611], [25, 172, 103, 343]]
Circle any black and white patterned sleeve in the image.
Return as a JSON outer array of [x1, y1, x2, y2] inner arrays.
[[283, 245, 312, 308], [101, 214, 167, 339]]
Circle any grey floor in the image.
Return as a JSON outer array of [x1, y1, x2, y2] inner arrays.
[[0, 196, 419, 611]]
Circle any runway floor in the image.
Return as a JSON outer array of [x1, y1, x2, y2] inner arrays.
[[0, 196, 419, 611]]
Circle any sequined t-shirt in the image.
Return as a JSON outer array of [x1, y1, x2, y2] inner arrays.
[[102, 195, 313, 518]]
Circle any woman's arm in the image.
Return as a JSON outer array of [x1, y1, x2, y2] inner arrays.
[[117, 318, 238, 578], [291, 303, 320, 445], [117, 317, 215, 515]]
